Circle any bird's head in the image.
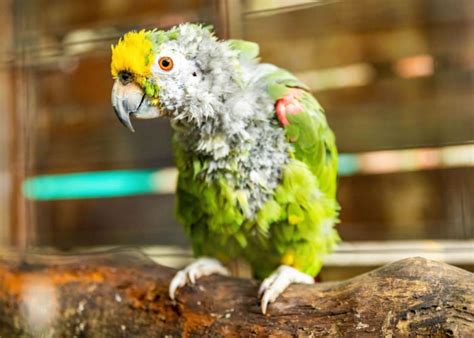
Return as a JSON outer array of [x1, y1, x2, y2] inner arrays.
[[110, 24, 239, 132]]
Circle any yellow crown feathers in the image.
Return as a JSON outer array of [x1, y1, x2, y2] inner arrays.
[[111, 30, 153, 83]]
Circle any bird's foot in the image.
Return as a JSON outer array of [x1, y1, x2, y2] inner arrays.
[[258, 265, 314, 314], [169, 257, 229, 300]]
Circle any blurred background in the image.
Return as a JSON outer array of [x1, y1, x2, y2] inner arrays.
[[0, 0, 472, 279]]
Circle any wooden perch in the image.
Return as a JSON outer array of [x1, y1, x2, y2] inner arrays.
[[0, 249, 472, 337]]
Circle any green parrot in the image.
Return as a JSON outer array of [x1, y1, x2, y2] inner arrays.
[[110, 24, 340, 314]]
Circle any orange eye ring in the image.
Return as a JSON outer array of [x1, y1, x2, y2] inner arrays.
[[158, 56, 173, 71]]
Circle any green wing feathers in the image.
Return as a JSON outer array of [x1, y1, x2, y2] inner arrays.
[[288, 94, 338, 198], [267, 68, 338, 198], [252, 67, 341, 277]]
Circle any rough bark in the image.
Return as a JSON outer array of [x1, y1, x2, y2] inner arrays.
[[0, 249, 472, 337]]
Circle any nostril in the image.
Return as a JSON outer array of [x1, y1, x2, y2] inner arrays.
[[118, 71, 133, 85]]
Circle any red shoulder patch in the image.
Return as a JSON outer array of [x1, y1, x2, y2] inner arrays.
[[275, 90, 304, 126]]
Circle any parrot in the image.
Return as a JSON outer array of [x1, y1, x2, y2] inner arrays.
[[110, 23, 340, 314]]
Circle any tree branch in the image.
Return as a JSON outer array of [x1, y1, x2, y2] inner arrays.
[[0, 249, 472, 337]]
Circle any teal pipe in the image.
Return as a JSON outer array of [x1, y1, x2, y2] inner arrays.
[[23, 170, 157, 200]]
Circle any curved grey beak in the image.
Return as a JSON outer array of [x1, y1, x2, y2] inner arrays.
[[111, 79, 161, 132], [112, 80, 145, 132]]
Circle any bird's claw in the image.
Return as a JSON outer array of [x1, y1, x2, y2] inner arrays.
[[258, 265, 314, 315], [169, 257, 229, 300]]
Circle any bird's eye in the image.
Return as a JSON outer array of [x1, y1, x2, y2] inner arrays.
[[118, 71, 133, 85], [158, 57, 174, 71]]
